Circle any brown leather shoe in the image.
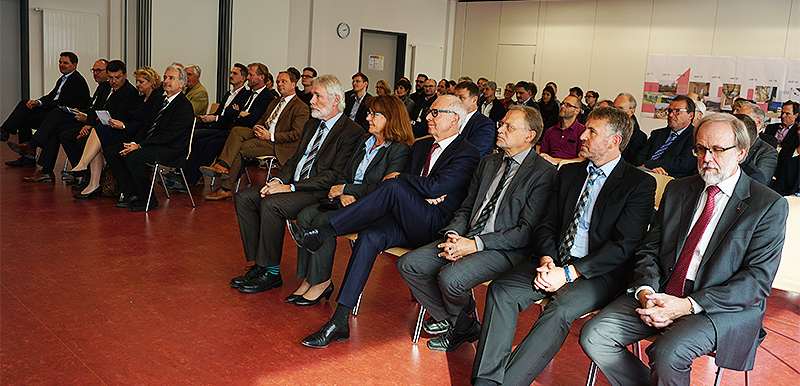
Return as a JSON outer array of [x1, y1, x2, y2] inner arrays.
[[22, 169, 55, 182], [203, 189, 234, 201], [7, 141, 36, 157], [199, 163, 230, 179]]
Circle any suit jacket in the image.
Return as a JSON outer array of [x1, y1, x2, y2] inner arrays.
[[636, 125, 697, 178], [444, 149, 556, 264], [88, 80, 138, 124], [536, 160, 656, 282], [749, 137, 778, 181], [184, 82, 209, 116], [517, 98, 540, 110], [771, 146, 800, 195], [344, 90, 372, 131], [212, 88, 250, 127], [252, 95, 311, 164], [462, 111, 496, 157], [622, 117, 647, 165], [337, 140, 412, 199], [395, 135, 481, 239], [232, 88, 275, 128], [85, 81, 112, 112], [481, 98, 506, 123], [630, 174, 788, 370], [132, 92, 195, 164], [274, 114, 365, 192], [764, 122, 798, 149], [410, 94, 437, 124], [39, 71, 91, 110], [739, 157, 767, 185], [758, 132, 779, 148]]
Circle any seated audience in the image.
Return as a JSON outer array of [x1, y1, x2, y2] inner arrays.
[[635, 95, 697, 177], [613, 93, 647, 164], [584, 90, 599, 111], [184, 64, 209, 116], [103, 65, 194, 212], [344, 72, 371, 131], [398, 105, 556, 353], [733, 114, 767, 185], [537, 86, 559, 131], [772, 125, 800, 196], [289, 95, 413, 306], [199, 70, 310, 201], [539, 95, 585, 164], [568, 86, 589, 123], [228, 74, 364, 294], [409, 78, 438, 137], [478, 81, 505, 123], [438, 79, 448, 96], [580, 113, 788, 386], [410, 73, 428, 104], [193, 63, 249, 140], [764, 100, 799, 149], [453, 81, 496, 157], [394, 78, 415, 116], [733, 102, 778, 180], [288, 95, 480, 349], [471, 107, 656, 386]]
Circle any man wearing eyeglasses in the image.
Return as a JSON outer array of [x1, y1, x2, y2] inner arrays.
[[539, 95, 586, 165], [289, 95, 480, 348], [410, 78, 439, 137], [297, 67, 317, 105], [581, 113, 787, 386], [635, 95, 698, 177], [410, 73, 429, 104]]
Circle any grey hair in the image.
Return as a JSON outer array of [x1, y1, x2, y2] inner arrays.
[[587, 107, 634, 151], [739, 103, 767, 130], [617, 92, 638, 109], [311, 74, 346, 113], [508, 105, 544, 143], [185, 64, 201, 78], [437, 94, 468, 124], [694, 113, 750, 151], [484, 81, 497, 91], [165, 65, 187, 85]]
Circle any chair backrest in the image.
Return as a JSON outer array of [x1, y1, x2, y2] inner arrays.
[[644, 169, 674, 209], [208, 102, 220, 115], [557, 158, 581, 170]]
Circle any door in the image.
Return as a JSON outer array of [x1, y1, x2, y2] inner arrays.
[[359, 29, 406, 95]]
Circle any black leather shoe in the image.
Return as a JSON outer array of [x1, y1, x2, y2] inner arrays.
[[423, 317, 453, 335], [237, 271, 282, 293], [287, 220, 326, 252], [294, 283, 334, 307], [62, 169, 88, 182], [285, 294, 303, 303], [114, 195, 139, 208], [230, 264, 267, 288], [5, 156, 36, 167], [0, 128, 10, 142], [427, 319, 481, 352], [129, 199, 158, 212], [73, 187, 101, 199], [301, 320, 350, 348]]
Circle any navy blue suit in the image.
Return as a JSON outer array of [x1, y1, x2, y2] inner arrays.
[[327, 134, 480, 308], [462, 111, 496, 158]]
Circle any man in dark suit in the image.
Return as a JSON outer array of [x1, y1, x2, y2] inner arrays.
[[410, 78, 438, 137], [763, 100, 799, 149], [614, 93, 647, 164], [453, 81, 497, 157], [514, 81, 540, 111], [229, 74, 364, 293], [410, 73, 429, 104], [199, 70, 310, 200], [103, 65, 195, 212], [636, 95, 697, 178], [398, 105, 556, 353], [2, 52, 91, 164], [734, 102, 778, 181], [193, 63, 249, 139], [471, 107, 656, 385], [289, 94, 481, 349], [580, 113, 788, 386], [771, 126, 800, 196], [343, 72, 371, 131]]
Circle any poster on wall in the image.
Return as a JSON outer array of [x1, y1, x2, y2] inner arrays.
[[368, 55, 385, 71], [643, 54, 797, 120]]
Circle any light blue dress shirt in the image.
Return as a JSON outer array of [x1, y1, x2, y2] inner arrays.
[[570, 155, 621, 258]]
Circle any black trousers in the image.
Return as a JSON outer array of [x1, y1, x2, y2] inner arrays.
[[104, 143, 181, 200], [1, 101, 54, 143]]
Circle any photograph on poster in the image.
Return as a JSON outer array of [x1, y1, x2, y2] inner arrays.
[[688, 82, 710, 99], [721, 83, 741, 110]]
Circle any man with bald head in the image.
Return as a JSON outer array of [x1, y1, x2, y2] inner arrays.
[[613, 93, 647, 164], [734, 102, 778, 180]]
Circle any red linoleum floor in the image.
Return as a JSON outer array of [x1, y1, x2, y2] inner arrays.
[[1, 146, 798, 385]]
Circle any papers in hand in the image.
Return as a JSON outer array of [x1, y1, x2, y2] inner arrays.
[[59, 106, 82, 116], [95, 110, 112, 126]]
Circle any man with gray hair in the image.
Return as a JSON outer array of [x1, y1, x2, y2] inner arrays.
[[184, 64, 209, 116], [734, 102, 778, 180], [398, 105, 557, 353], [581, 113, 788, 386], [471, 107, 656, 385], [613, 92, 647, 164], [289, 94, 481, 349]]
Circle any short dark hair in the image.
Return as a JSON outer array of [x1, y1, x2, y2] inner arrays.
[[353, 72, 369, 84], [586, 90, 599, 99], [515, 81, 537, 98], [783, 100, 800, 115], [416, 73, 428, 81], [455, 81, 480, 99], [396, 78, 412, 92], [671, 95, 696, 114], [233, 63, 248, 76], [545, 81, 557, 90], [303, 66, 317, 77], [569, 86, 583, 98], [106, 60, 126, 74], [448, 80, 457, 87], [286, 67, 301, 83], [60, 51, 78, 65]]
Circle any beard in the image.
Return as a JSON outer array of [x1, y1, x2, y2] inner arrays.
[[311, 103, 332, 119], [699, 161, 736, 185]]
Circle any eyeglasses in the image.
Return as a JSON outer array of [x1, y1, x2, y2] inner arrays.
[[367, 111, 384, 118], [497, 121, 521, 131], [666, 108, 688, 115], [692, 145, 736, 157], [562, 101, 580, 110], [428, 109, 456, 118], [301, 74, 313, 79], [91, 68, 105, 73]]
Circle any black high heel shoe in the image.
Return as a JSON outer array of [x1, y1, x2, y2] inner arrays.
[[294, 283, 334, 307], [73, 186, 101, 199], [285, 294, 303, 303]]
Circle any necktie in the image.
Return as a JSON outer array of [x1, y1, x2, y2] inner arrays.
[[264, 98, 286, 128], [421, 143, 440, 177], [466, 158, 514, 238], [665, 185, 721, 296], [558, 166, 603, 264], [54, 75, 67, 100], [146, 98, 170, 139], [242, 91, 256, 111], [103, 89, 114, 109], [650, 131, 678, 161], [350, 97, 360, 120], [299, 121, 326, 179]]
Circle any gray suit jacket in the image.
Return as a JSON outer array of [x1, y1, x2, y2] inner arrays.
[[443, 149, 556, 264], [748, 137, 778, 181], [630, 173, 788, 370]]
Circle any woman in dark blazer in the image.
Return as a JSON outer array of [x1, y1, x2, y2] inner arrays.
[[479, 81, 506, 123], [288, 95, 414, 306]]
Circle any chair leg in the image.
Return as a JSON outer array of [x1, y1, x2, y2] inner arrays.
[[157, 168, 171, 199], [413, 305, 426, 344], [178, 168, 196, 208], [234, 177, 241, 193], [63, 158, 70, 171], [244, 166, 251, 184], [352, 292, 363, 316], [146, 163, 159, 212], [714, 367, 723, 386], [744, 370, 750, 386], [471, 288, 480, 323], [585, 361, 599, 386]]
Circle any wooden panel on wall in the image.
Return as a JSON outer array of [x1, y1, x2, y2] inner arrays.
[[498, 0, 540, 46], [459, 1, 501, 80]]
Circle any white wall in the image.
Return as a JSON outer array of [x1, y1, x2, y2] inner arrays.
[[451, 0, 800, 134]]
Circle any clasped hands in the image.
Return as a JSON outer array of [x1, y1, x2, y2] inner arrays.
[[253, 125, 269, 140], [260, 179, 292, 197], [119, 142, 141, 156], [533, 256, 569, 292], [635, 289, 692, 328], [437, 234, 477, 261], [327, 184, 355, 207]]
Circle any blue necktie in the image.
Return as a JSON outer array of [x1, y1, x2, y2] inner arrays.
[[299, 122, 326, 179], [650, 132, 678, 161]]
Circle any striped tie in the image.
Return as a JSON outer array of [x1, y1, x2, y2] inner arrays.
[[264, 98, 286, 128], [242, 91, 256, 111], [299, 121, 326, 179], [650, 132, 678, 161], [466, 158, 513, 238], [146, 98, 169, 139], [558, 166, 603, 264]]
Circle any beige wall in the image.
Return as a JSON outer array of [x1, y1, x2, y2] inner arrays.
[[451, 0, 800, 134]]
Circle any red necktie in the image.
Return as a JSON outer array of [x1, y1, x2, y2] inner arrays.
[[422, 143, 439, 177], [665, 185, 721, 296]]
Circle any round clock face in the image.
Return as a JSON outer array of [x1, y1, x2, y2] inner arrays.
[[337, 22, 350, 39]]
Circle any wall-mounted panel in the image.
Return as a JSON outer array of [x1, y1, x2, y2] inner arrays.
[[495, 44, 536, 89], [459, 2, 501, 80], [648, 0, 716, 56], [711, 0, 792, 58], [498, 1, 540, 46]]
